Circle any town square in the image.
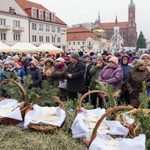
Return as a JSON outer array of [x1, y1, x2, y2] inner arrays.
[[0, 0, 150, 149]]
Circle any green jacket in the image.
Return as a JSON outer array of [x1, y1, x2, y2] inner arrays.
[[89, 65, 103, 90]]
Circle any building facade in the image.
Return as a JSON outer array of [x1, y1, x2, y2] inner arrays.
[[0, 0, 29, 46], [73, 0, 137, 47], [67, 27, 108, 52], [16, 0, 67, 50], [0, 0, 67, 49]]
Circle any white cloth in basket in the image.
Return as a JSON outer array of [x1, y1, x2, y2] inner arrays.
[[0, 99, 23, 121], [89, 134, 146, 150], [24, 104, 66, 129], [71, 108, 129, 139]]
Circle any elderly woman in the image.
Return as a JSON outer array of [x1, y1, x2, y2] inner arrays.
[[43, 58, 55, 84], [126, 60, 149, 108], [53, 57, 68, 100], [141, 53, 150, 100], [98, 56, 123, 90]]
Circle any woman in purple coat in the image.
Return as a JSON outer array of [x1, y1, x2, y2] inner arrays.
[[98, 56, 123, 90]]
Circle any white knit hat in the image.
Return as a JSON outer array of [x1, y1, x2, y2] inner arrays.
[[140, 53, 150, 60]]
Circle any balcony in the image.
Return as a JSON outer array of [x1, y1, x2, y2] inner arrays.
[[13, 27, 24, 32], [0, 25, 10, 31]]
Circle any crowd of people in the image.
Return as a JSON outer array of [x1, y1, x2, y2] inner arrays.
[[0, 50, 150, 109]]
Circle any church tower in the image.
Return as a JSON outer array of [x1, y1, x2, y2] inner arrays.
[[128, 0, 137, 47]]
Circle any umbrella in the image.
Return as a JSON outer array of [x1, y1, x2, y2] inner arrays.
[[10, 42, 37, 52], [0, 42, 11, 52], [37, 44, 63, 53]]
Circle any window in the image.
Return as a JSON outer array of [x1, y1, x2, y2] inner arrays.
[[78, 42, 80, 45], [0, 32, 6, 40], [69, 42, 71, 45], [52, 36, 55, 43], [0, 18, 6, 25], [51, 12, 56, 22], [82, 42, 85, 45], [46, 36, 50, 42], [52, 26, 55, 32], [13, 33, 20, 41], [13, 20, 20, 28], [57, 37, 61, 43], [39, 10, 43, 19], [46, 25, 50, 32], [32, 35, 37, 42], [39, 36, 43, 42], [39, 24, 43, 31], [45, 12, 50, 20], [57, 27, 60, 33], [32, 23, 36, 30], [73, 42, 75, 45], [32, 8, 37, 18]]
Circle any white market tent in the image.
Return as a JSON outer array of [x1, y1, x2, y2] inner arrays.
[[10, 42, 37, 52], [0, 42, 11, 52], [37, 43, 63, 53]]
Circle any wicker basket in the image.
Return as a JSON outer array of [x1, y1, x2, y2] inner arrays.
[[76, 90, 116, 114], [116, 108, 150, 138], [26, 96, 65, 131], [84, 106, 134, 148], [0, 79, 29, 125]]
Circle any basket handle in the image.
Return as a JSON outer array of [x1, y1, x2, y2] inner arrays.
[[87, 106, 134, 148], [77, 90, 111, 113], [0, 79, 29, 103], [51, 96, 65, 110]]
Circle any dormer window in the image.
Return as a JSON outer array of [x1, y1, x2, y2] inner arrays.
[[51, 12, 56, 22], [45, 11, 50, 21], [32, 7, 37, 18], [39, 9, 43, 20]]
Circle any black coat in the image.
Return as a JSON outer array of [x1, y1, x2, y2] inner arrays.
[[27, 67, 42, 88], [65, 62, 85, 92]]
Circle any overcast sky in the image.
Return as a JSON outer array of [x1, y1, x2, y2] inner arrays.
[[30, 0, 150, 41]]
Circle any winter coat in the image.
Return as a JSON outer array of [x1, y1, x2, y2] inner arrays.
[[17, 68, 25, 84], [0, 68, 4, 81], [23, 58, 32, 75], [53, 63, 67, 87], [126, 67, 149, 99], [65, 62, 86, 92], [27, 67, 42, 88], [89, 65, 103, 90], [99, 65, 123, 90], [121, 65, 132, 82], [43, 58, 55, 83]]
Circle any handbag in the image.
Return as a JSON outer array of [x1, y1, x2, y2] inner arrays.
[[58, 79, 67, 89]]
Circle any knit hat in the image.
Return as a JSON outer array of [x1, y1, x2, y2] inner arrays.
[[9, 61, 16, 67], [56, 57, 65, 62], [109, 56, 118, 65], [140, 53, 150, 60], [83, 54, 90, 58], [71, 53, 79, 60], [4, 61, 10, 66], [91, 55, 98, 59], [29, 61, 37, 67]]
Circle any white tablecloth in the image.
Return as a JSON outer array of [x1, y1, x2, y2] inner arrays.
[[24, 104, 66, 129], [71, 108, 129, 139], [89, 134, 146, 150], [0, 99, 23, 121]]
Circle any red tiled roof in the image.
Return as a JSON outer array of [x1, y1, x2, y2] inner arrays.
[[67, 27, 90, 33], [67, 27, 99, 41], [101, 22, 128, 29], [16, 0, 67, 25]]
